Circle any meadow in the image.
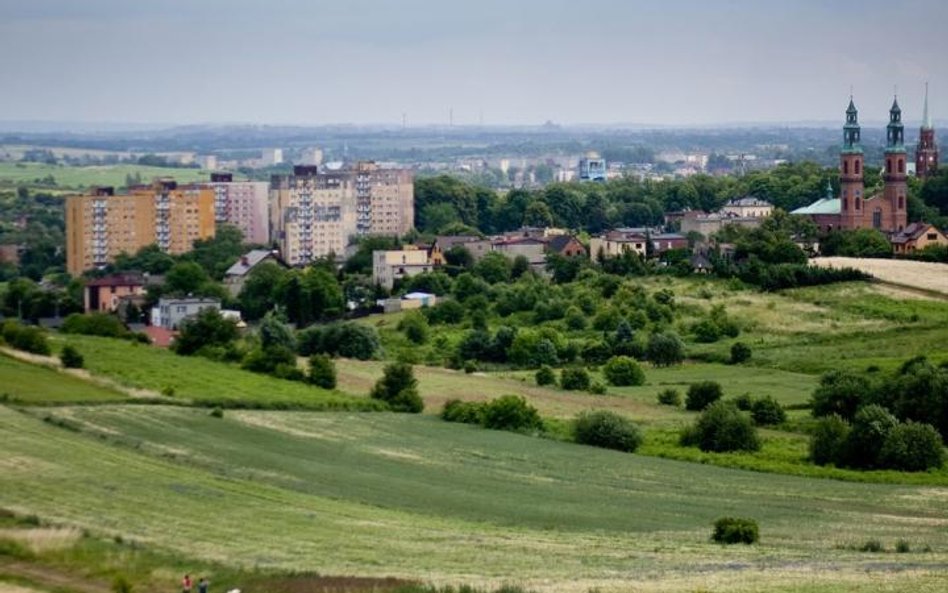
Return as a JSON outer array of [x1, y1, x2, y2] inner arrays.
[[3, 405, 948, 593], [0, 162, 211, 190], [0, 353, 127, 404]]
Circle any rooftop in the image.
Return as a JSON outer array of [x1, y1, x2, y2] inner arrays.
[[791, 198, 840, 216]]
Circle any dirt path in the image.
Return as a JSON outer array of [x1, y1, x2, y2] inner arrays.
[[0, 560, 111, 593]]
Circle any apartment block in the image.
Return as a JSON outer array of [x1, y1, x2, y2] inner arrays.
[[207, 173, 270, 245], [270, 163, 414, 266], [66, 181, 215, 276]]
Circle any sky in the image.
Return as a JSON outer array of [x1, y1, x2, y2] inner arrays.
[[1, 0, 947, 127]]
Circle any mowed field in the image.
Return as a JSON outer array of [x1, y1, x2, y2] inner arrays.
[[812, 257, 948, 296], [0, 162, 212, 190], [3, 405, 948, 593]]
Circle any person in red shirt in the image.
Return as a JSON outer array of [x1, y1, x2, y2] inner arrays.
[[182, 575, 192, 593]]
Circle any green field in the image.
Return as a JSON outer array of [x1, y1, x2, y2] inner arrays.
[[3, 405, 947, 592], [0, 162, 212, 190], [0, 352, 126, 404], [56, 335, 381, 411]]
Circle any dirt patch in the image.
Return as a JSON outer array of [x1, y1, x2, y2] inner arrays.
[[0, 561, 110, 593], [254, 574, 415, 593], [0, 528, 82, 553], [811, 257, 948, 296]]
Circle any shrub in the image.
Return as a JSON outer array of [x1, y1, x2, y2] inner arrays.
[[711, 517, 759, 545], [441, 399, 484, 424], [750, 396, 786, 426], [209, 407, 224, 419], [307, 354, 337, 389], [895, 539, 911, 553], [685, 381, 723, 411], [692, 318, 722, 343], [574, 410, 643, 452], [61, 313, 129, 338], [481, 395, 542, 432], [657, 388, 681, 407], [810, 371, 872, 421], [59, 344, 84, 369], [809, 414, 850, 466], [173, 309, 238, 356], [733, 393, 753, 411], [730, 342, 752, 364], [241, 344, 296, 375], [1, 321, 50, 355], [398, 311, 430, 344], [112, 575, 133, 593], [683, 401, 760, 453], [859, 539, 883, 553], [298, 322, 381, 360], [646, 332, 685, 367], [463, 360, 478, 374], [370, 362, 423, 413], [535, 365, 556, 386], [602, 356, 646, 386], [560, 367, 591, 391], [842, 405, 899, 469], [564, 306, 587, 330], [589, 381, 607, 395], [878, 421, 945, 472]]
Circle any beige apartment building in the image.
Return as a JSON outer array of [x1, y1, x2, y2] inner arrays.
[[66, 181, 215, 276], [372, 246, 432, 290], [271, 163, 414, 266]]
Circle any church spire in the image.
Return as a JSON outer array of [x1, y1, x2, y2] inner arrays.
[[923, 82, 932, 130], [843, 95, 861, 152], [886, 93, 904, 150]]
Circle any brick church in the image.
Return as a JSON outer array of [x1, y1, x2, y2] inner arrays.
[[793, 89, 938, 234]]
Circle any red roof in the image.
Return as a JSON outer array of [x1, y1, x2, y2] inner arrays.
[[143, 325, 176, 348], [85, 274, 145, 288]]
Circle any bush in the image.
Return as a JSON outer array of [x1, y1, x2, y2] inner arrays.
[[809, 414, 850, 466], [685, 381, 723, 411], [59, 344, 84, 369], [209, 407, 224, 418], [1, 321, 51, 355], [646, 332, 685, 367], [602, 356, 646, 386], [895, 539, 911, 553], [112, 575, 133, 593], [657, 388, 681, 407], [173, 309, 238, 356], [61, 313, 129, 338], [307, 354, 337, 389], [810, 371, 872, 421], [463, 360, 478, 374], [842, 405, 899, 469], [370, 362, 423, 413], [733, 393, 753, 411], [398, 311, 430, 344], [298, 322, 381, 360], [878, 421, 945, 472], [750, 396, 786, 426], [589, 381, 607, 395], [535, 365, 556, 386], [560, 367, 591, 391], [481, 395, 542, 432], [683, 401, 760, 453], [711, 517, 759, 545], [859, 539, 883, 553], [574, 410, 643, 452], [730, 342, 752, 364], [441, 399, 484, 424]]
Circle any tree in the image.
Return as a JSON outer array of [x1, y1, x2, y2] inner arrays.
[[421, 202, 461, 233], [810, 371, 872, 421], [646, 332, 685, 367], [522, 200, 554, 227], [681, 401, 760, 453], [878, 421, 945, 472], [750, 396, 786, 426], [258, 311, 296, 351], [573, 410, 643, 452], [809, 414, 851, 466], [444, 245, 474, 269], [481, 395, 542, 431], [164, 261, 211, 295], [560, 367, 591, 391], [370, 362, 423, 413], [842, 404, 899, 469], [238, 262, 287, 320], [60, 344, 84, 369], [297, 322, 381, 360], [398, 311, 430, 344], [307, 354, 337, 389], [473, 252, 512, 284], [603, 356, 646, 386], [172, 309, 238, 356], [686, 381, 723, 411]]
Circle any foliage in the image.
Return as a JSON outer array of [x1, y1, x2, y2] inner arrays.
[[681, 401, 760, 453], [61, 313, 129, 338], [60, 344, 84, 369], [602, 356, 646, 386], [712, 517, 759, 545], [241, 344, 297, 376], [258, 311, 296, 351], [173, 309, 238, 356], [0, 320, 50, 355], [298, 322, 381, 360], [535, 365, 556, 386], [685, 381, 723, 411], [730, 342, 752, 364], [398, 311, 430, 344], [810, 371, 873, 421], [307, 354, 337, 389], [276, 267, 345, 327], [821, 229, 893, 258], [750, 396, 786, 426], [423, 299, 465, 325], [370, 362, 423, 413], [657, 388, 681, 407], [645, 332, 685, 367], [480, 395, 542, 432], [237, 262, 288, 320], [842, 405, 899, 469], [111, 574, 134, 593], [878, 422, 945, 472], [573, 410, 643, 453], [559, 367, 591, 391], [809, 414, 851, 466], [441, 399, 484, 425]]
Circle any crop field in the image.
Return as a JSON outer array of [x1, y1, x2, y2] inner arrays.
[[0, 162, 211, 190], [3, 405, 948, 592], [812, 257, 948, 296], [54, 335, 380, 411]]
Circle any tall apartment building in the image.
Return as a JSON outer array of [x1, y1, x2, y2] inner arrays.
[[66, 180, 215, 276], [270, 163, 414, 266], [206, 173, 270, 245]]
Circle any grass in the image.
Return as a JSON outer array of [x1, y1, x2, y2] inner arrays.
[[0, 162, 211, 190], [0, 353, 127, 405], [3, 405, 948, 591], [55, 335, 381, 411]]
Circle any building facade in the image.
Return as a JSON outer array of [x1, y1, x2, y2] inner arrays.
[[372, 247, 432, 290], [152, 297, 221, 330], [66, 181, 215, 276], [578, 153, 607, 182], [207, 173, 270, 245], [83, 273, 146, 313]]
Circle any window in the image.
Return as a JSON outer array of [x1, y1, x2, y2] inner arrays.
[[898, 196, 904, 209], [855, 198, 860, 210], [898, 160, 904, 174], [887, 160, 892, 174], [927, 233, 938, 241], [842, 197, 848, 211], [843, 161, 849, 175], [855, 161, 861, 174]]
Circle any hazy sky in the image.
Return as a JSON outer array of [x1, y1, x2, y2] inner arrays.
[[1, 0, 946, 127]]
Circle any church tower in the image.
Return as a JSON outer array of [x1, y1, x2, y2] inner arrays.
[[883, 96, 908, 232], [916, 83, 939, 179], [839, 97, 864, 229]]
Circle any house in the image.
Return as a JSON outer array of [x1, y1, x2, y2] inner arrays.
[[430, 235, 492, 264], [83, 273, 146, 313], [372, 247, 434, 290], [650, 233, 689, 255], [589, 228, 651, 259], [891, 223, 948, 255], [223, 249, 286, 297], [679, 210, 765, 237], [720, 196, 774, 218], [151, 297, 221, 330], [491, 236, 547, 265], [546, 235, 587, 258]]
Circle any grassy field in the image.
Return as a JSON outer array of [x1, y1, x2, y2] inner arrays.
[[0, 162, 211, 190], [54, 335, 381, 411], [0, 353, 127, 404], [812, 257, 948, 296], [3, 405, 948, 592]]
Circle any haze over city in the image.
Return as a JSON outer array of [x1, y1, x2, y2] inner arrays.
[[2, 0, 947, 127]]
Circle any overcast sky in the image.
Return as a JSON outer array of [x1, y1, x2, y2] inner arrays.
[[1, 0, 946, 127]]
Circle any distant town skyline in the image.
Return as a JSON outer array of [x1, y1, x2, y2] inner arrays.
[[2, 0, 947, 127]]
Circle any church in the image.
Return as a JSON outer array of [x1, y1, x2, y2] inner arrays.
[[793, 89, 939, 234]]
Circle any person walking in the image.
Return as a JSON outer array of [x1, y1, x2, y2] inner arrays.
[[198, 577, 209, 593], [182, 575, 192, 593]]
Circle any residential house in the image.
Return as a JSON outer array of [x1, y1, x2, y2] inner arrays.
[[372, 247, 434, 290], [152, 297, 221, 330], [720, 196, 774, 218], [891, 223, 948, 255], [589, 228, 651, 259], [546, 234, 587, 258], [83, 273, 146, 313], [223, 249, 286, 297]]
